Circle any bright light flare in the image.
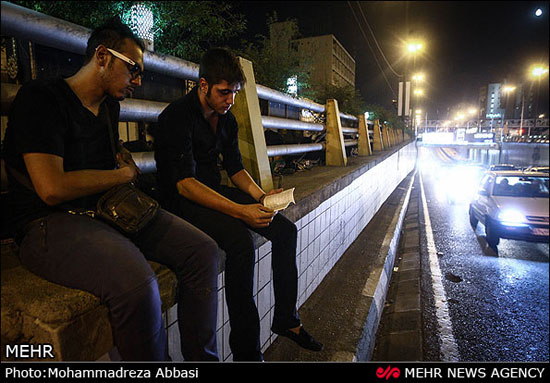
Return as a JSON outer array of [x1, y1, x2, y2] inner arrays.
[[439, 165, 484, 204], [531, 66, 549, 78], [407, 42, 424, 54], [498, 209, 528, 227]]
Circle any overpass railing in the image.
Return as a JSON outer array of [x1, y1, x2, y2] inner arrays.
[[1, 1, 407, 190]]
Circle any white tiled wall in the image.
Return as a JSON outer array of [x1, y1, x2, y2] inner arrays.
[[166, 142, 417, 361]]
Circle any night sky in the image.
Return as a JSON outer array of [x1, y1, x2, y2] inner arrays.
[[234, 1, 550, 120]]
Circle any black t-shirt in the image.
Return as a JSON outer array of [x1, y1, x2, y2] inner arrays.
[[3, 78, 120, 231], [154, 86, 244, 199]]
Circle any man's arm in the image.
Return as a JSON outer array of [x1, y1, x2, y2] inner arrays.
[[176, 176, 275, 228], [230, 169, 284, 205], [229, 169, 266, 202], [24, 152, 137, 206]]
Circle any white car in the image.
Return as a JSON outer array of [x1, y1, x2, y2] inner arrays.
[[469, 170, 550, 247], [524, 166, 550, 174]]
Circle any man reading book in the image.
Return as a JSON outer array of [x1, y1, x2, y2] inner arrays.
[[154, 48, 322, 361]]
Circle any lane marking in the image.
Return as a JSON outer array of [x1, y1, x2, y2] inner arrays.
[[419, 171, 460, 361]]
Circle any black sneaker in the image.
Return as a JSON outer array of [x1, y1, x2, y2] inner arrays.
[[274, 327, 323, 352]]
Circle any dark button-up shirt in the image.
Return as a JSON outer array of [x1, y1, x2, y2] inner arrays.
[[154, 86, 244, 199]]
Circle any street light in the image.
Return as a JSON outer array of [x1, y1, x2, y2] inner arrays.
[[407, 42, 423, 54], [532, 66, 549, 77], [405, 40, 425, 132], [501, 85, 516, 138]]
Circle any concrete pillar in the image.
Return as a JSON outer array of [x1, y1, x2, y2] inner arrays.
[[232, 57, 274, 191], [325, 99, 347, 166], [372, 119, 384, 151], [357, 113, 372, 156]]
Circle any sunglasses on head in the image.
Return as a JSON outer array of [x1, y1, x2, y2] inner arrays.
[[98, 46, 143, 80]]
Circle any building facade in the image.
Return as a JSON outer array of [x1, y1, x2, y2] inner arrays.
[[293, 34, 356, 89], [479, 82, 537, 120]]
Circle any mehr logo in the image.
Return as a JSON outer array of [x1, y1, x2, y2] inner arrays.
[[376, 365, 401, 380]]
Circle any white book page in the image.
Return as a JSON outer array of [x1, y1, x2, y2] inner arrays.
[[263, 188, 295, 211]]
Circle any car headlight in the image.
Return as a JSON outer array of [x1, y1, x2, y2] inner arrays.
[[498, 209, 528, 227]]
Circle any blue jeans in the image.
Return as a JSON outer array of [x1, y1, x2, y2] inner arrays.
[[18, 208, 219, 361], [170, 187, 301, 361]]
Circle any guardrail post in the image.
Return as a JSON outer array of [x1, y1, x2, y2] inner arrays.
[[325, 99, 347, 166], [382, 124, 390, 148], [232, 57, 274, 191], [373, 119, 384, 151], [357, 113, 372, 156]]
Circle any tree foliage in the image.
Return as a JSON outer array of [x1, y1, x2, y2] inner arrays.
[[312, 84, 367, 116], [364, 103, 406, 131], [11, 1, 246, 62]]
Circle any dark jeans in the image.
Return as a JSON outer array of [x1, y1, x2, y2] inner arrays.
[[18, 208, 219, 361], [170, 186, 301, 361]]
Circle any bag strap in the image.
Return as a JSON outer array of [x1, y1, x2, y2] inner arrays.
[[104, 103, 118, 163]]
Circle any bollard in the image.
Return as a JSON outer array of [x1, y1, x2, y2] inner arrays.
[[373, 119, 384, 151], [382, 124, 390, 148], [325, 99, 348, 166], [232, 57, 274, 191], [358, 113, 372, 156]]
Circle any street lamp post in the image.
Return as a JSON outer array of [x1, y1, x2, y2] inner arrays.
[[405, 41, 424, 132], [527, 65, 548, 137], [502, 86, 516, 140]]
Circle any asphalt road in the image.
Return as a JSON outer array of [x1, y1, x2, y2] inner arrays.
[[418, 146, 549, 362]]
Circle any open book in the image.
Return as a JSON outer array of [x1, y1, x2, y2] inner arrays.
[[262, 188, 295, 211]]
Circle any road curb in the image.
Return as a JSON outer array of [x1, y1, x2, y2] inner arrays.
[[264, 169, 418, 362], [356, 170, 417, 361]]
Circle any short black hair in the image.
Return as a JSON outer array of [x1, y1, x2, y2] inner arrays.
[[84, 17, 145, 64], [199, 48, 246, 87]]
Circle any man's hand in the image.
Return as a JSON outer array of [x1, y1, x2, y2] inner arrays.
[[260, 188, 283, 204], [238, 203, 276, 228], [116, 152, 140, 182]]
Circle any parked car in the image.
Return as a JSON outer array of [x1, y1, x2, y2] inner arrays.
[[469, 170, 550, 247]]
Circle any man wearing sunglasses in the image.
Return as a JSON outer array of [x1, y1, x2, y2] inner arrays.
[[3, 18, 220, 361]]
